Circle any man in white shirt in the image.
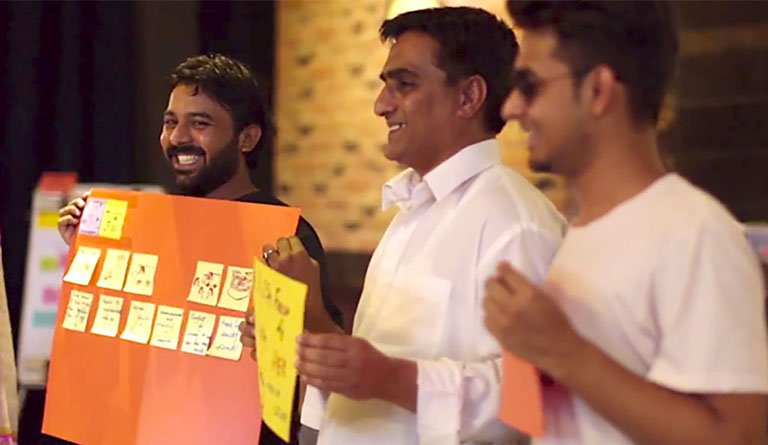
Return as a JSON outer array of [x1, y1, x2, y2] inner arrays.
[[484, 1, 768, 445], [261, 6, 565, 445]]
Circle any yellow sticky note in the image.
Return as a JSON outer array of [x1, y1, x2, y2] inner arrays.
[[122, 253, 159, 296], [98, 199, 128, 240], [180, 311, 217, 356], [37, 211, 59, 229], [149, 305, 185, 350], [207, 315, 244, 360], [62, 290, 94, 332], [63, 246, 102, 286], [252, 260, 307, 443], [96, 249, 131, 291], [187, 261, 225, 307], [120, 300, 156, 344], [218, 266, 253, 312], [90, 295, 124, 337]]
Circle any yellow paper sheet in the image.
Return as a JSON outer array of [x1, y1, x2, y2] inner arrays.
[[187, 261, 224, 307], [90, 294, 124, 337], [149, 305, 185, 350], [119, 301, 156, 344], [98, 199, 128, 240], [62, 290, 95, 332], [252, 260, 307, 443], [207, 315, 244, 360], [63, 246, 102, 286], [96, 249, 131, 291], [180, 310, 217, 356]]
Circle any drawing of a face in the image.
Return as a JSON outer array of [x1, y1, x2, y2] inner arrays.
[[231, 270, 253, 292]]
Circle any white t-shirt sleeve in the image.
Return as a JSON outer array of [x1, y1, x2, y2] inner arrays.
[[647, 218, 768, 393]]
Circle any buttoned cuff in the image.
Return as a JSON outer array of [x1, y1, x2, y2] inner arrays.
[[416, 358, 463, 445]]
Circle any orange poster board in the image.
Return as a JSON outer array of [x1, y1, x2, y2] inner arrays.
[[43, 188, 302, 445], [500, 351, 544, 437]]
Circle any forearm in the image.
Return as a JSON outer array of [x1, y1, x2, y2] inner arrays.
[[552, 340, 767, 445], [381, 356, 519, 442]]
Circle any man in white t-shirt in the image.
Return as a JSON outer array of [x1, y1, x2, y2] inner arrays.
[[258, 7, 566, 445], [483, 1, 768, 445]]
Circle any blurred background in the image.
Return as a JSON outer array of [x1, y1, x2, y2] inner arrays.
[[0, 0, 767, 441]]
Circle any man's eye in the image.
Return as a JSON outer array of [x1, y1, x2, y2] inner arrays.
[[192, 121, 210, 129]]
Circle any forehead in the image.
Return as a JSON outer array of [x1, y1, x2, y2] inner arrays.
[[383, 31, 443, 74], [166, 84, 227, 115], [515, 28, 566, 73]]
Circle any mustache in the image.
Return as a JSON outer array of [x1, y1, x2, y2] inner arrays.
[[166, 144, 206, 160]]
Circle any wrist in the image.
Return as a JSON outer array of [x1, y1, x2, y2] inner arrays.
[[380, 357, 417, 410], [546, 333, 601, 390]]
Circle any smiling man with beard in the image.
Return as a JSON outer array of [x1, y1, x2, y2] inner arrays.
[[56, 54, 342, 445]]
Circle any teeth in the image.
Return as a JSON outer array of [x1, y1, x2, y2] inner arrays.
[[388, 124, 405, 131], [177, 154, 199, 165]]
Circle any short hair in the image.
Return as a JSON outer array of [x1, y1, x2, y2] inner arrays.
[[507, 0, 679, 125], [380, 7, 519, 134], [170, 54, 273, 168]]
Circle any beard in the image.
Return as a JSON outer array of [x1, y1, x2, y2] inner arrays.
[[167, 138, 240, 197], [528, 156, 553, 174]]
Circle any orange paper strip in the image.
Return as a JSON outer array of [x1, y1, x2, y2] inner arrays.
[[500, 350, 545, 437]]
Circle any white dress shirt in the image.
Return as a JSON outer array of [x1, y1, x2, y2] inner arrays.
[[303, 139, 565, 445]]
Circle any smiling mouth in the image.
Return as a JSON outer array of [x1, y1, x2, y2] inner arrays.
[[388, 123, 405, 133], [170, 153, 205, 173]]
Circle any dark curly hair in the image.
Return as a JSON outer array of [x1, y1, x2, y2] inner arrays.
[[380, 7, 519, 134], [507, 0, 678, 125], [170, 53, 274, 168]]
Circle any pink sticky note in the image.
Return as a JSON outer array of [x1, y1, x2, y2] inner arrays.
[[79, 198, 107, 236], [43, 287, 60, 305]]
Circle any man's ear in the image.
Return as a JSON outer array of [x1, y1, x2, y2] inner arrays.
[[238, 124, 263, 154], [456, 74, 488, 121]]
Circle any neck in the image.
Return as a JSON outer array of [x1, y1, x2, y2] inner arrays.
[[205, 170, 257, 200], [569, 127, 666, 226], [413, 127, 494, 177]]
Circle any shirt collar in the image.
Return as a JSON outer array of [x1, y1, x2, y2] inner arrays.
[[381, 138, 500, 212]]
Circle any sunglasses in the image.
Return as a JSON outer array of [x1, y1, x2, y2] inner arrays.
[[510, 69, 581, 105]]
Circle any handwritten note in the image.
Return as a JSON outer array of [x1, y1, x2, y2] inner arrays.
[[218, 266, 253, 312], [206, 315, 244, 361], [98, 199, 128, 240], [122, 253, 159, 296], [62, 290, 95, 332], [252, 260, 307, 443], [180, 311, 217, 356], [90, 295, 124, 337], [63, 246, 102, 286], [79, 198, 107, 236], [119, 301, 156, 344], [149, 305, 185, 350], [187, 261, 224, 307], [96, 249, 131, 291]]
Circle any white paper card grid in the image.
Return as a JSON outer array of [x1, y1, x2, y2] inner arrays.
[[217, 266, 254, 312], [62, 290, 95, 332], [206, 315, 245, 360], [123, 253, 159, 296], [180, 311, 217, 355], [187, 261, 224, 306], [149, 305, 185, 350], [119, 300, 157, 344], [63, 246, 102, 286], [96, 249, 131, 291], [90, 294, 124, 337]]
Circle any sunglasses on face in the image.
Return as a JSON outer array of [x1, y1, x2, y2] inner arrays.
[[510, 69, 580, 105]]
